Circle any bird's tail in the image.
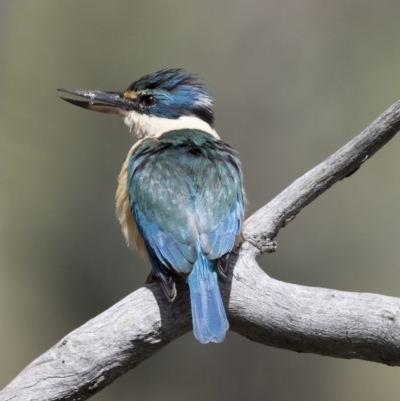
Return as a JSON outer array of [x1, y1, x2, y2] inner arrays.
[[187, 253, 229, 343]]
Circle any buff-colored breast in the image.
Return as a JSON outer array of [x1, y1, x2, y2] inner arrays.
[[115, 142, 147, 258]]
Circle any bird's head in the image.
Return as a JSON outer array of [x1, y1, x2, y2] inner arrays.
[[59, 69, 217, 139]]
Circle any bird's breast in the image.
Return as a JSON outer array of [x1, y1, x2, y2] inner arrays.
[[116, 140, 147, 257]]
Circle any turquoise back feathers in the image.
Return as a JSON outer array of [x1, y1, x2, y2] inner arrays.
[[127, 129, 244, 342]]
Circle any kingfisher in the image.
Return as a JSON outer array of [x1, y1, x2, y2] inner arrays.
[[59, 69, 245, 343]]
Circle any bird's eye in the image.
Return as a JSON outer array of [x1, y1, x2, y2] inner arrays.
[[140, 94, 156, 107]]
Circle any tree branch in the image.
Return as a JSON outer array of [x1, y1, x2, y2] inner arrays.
[[2, 100, 400, 401], [245, 99, 400, 252]]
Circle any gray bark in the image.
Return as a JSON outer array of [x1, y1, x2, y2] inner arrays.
[[2, 100, 400, 401]]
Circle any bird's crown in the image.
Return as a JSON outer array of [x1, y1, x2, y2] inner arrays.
[[123, 69, 214, 126]]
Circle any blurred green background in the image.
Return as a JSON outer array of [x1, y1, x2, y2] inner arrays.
[[2, 1, 400, 400]]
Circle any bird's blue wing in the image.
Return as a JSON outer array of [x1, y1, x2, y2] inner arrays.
[[128, 138, 198, 271], [195, 146, 244, 259], [127, 130, 244, 297]]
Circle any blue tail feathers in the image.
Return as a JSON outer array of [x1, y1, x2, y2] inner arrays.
[[187, 253, 229, 343]]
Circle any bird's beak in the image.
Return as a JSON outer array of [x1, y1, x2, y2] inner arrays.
[[58, 88, 135, 115]]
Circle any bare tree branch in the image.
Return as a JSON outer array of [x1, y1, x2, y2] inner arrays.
[[228, 243, 400, 364], [2, 100, 400, 401], [245, 99, 400, 252]]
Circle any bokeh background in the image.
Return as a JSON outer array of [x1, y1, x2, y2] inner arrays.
[[2, 1, 400, 400]]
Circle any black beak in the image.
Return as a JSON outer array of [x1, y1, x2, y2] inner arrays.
[[58, 88, 135, 115]]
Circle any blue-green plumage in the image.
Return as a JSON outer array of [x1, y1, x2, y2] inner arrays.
[[59, 68, 245, 344], [127, 129, 244, 343]]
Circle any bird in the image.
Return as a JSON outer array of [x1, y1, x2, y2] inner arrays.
[[58, 69, 245, 343]]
